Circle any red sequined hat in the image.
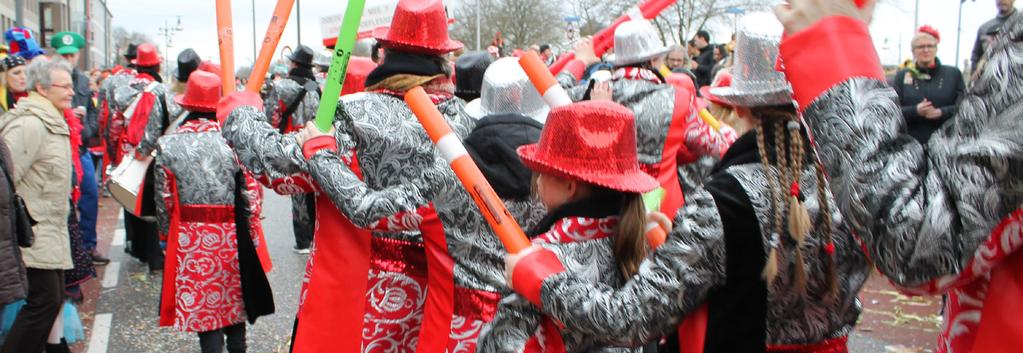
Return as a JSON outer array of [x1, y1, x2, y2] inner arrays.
[[341, 56, 377, 96], [372, 0, 463, 55], [517, 101, 659, 193], [174, 71, 222, 113], [134, 43, 161, 67]]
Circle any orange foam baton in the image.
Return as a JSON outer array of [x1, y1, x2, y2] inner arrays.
[[405, 87, 531, 254], [549, 0, 677, 75], [520, 51, 573, 108], [245, 0, 295, 92], [520, 52, 670, 249], [215, 0, 236, 94]]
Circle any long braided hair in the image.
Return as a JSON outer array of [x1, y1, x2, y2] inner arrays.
[[752, 105, 838, 296]]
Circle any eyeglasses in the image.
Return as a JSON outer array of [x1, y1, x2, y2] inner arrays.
[[913, 44, 937, 50], [49, 83, 74, 92]]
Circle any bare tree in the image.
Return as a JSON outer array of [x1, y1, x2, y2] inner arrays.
[[450, 0, 566, 53], [111, 27, 154, 66], [563, 0, 773, 47]]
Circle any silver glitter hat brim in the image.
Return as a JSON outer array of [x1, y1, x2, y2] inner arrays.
[[465, 97, 550, 124], [708, 84, 793, 107], [613, 46, 672, 66]]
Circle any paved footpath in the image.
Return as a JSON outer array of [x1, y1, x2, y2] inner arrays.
[[72, 190, 942, 353]]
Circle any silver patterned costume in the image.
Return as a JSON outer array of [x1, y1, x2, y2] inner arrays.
[[523, 126, 869, 351], [99, 70, 137, 161], [153, 117, 268, 332], [263, 78, 321, 251], [223, 90, 521, 351], [779, 14, 1023, 353], [478, 215, 640, 353], [124, 75, 171, 158]]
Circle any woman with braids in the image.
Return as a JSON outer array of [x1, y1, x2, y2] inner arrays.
[[477, 101, 659, 353], [504, 14, 870, 353]]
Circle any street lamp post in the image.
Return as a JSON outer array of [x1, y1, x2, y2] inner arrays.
[[158, 16, 183, 79], [725, 7, 745, 34], [956, 0, 976, 68]]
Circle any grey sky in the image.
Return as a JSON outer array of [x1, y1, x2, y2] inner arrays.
[[108, 0, 1002, 69]]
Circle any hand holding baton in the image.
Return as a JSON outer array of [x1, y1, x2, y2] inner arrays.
[[405, 87, 532, 254], [549, 0, 678, 75], [520, 51, 670, 249]]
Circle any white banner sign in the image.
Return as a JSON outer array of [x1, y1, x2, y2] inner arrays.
[[320, 0, 399, 41]]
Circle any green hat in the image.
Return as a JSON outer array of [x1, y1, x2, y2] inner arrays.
[[51, 32, 85, 55]]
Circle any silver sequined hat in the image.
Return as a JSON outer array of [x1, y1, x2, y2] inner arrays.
[[613, 19, 672, 66], [465, 57, 551, 123], [708, 12, 793, 107]]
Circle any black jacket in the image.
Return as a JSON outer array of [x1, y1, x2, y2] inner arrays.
[[892, 60, 965, 144], [463, 114, 542, 201], [0, 139, 28, 305], [972, 9, 1016, 71], [72, 68, 98, 149], [693, 45, 716, 88]]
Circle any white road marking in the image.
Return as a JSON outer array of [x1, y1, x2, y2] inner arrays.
[[111, 229, 125, 247], [86, 313, 112, 353], [101, 262, 120, 288]]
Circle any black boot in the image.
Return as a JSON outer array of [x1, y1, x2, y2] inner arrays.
[[44, 338, 72, 353]]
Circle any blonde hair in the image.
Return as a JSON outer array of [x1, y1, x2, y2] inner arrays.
[[708, 102, 746, 136], [753, 105, 837, 296]]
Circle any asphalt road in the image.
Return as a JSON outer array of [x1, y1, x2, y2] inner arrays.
[[77, 189, 938, 353]]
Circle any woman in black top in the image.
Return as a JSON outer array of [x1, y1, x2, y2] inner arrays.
[[892, 26, 966, 144]]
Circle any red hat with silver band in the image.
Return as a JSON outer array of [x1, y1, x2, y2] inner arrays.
[[517, 101, 658, 193], [372, 0, 463, 55]]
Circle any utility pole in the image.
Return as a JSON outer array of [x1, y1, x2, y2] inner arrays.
[[956, 0, 975, 69], [252, 0, 257, 62], [476, 0, 480, 50], [913, 0, 920, 29], [14, 0, 23, 27], [158, 16, 183, 78]]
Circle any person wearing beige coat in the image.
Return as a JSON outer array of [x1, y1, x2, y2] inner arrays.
[[0, 58, 76, 353]]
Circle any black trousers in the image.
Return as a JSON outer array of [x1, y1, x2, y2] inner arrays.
[[198, 323, 246, 353], [290, 193, 316, 250], [1, 269, 64, 353], [123, 210, 163, 270]]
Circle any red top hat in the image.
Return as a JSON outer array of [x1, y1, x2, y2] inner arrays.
[[174, 71, 222, 113], [517, 101, 658, 193], [700, 71, 733, 107], [372, 0, 463, 55], [135, 43, 161, 67], [341, 57, 377, 96]]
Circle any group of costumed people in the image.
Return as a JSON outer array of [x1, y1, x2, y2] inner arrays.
[[94, 0, 1023, 352]]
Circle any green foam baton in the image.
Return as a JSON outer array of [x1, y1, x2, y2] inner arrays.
[[314, 0, 367, 132]]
